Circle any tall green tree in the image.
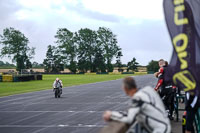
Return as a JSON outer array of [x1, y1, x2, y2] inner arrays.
[[147, 60, 159, 72], [115, 50, 123, 72], [53, 27, 122, 73], [97, 27, 120, 72], [93, 43, 106, 72], [75, 28, 97, 72], [0, 61, 15, 68], [0, 27, 35, 71], [127, 57, 139, 72], [32, 61, 43, 68], [43, 45, 64, 73], [0, 61, 4, 66], [0, 61, 16, 68], [55, 28, 77, 73]]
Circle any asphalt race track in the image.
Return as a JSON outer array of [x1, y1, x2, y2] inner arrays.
[[0, 75, 181, 133]]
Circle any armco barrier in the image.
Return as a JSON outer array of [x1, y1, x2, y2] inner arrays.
[[99, 121, 148, 133], [99, 121, 129, 133], [34, 75, 37, 80], [122, 72, 134, 74], [85, 73, 96, 75], [33, 75, 42, 80], [2, 75, 13, 82], [77, 72, 85, 74], [1, 74, 42, 82], [18, 75, 34, 81], [36, 75, 42, 80], [147, 71, 155, 74], [13, 75, 42, 82], [13, 76, 19, 82], [134, 72, 147, 75], [96, 72, 109, 74], [109, 72, 121, 75]]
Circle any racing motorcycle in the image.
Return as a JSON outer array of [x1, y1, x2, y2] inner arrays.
[[53, 87, 62, 98]]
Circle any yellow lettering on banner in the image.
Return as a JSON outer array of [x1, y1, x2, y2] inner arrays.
[[173, 34, 188, 69], [173, 33, 188, 52], [173, 70, 196, 91], [174, 5, 188, 25], [178, 51, 188, 69], [175, 5, 185, 12], [172, 0, 196, 92], [174, 0, 184, 5]]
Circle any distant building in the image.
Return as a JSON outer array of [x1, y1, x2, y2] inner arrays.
[[113, 66, 147, 73], [113, 67, 128, 73], [137, 66, 147, 72], [0, 69, 16, 73]]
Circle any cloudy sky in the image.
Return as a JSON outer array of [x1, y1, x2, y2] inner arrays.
[[0, 0, 173, 65]]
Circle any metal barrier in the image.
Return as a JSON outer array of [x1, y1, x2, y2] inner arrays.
[[175, 94, 185, 121], [14, 75, 42, 82], [2, 75, 13, 82], [99, 121, 148, 133], [0, 75, 2, 82], [0, 74, 42, 82], [99, 121, 129, 133]]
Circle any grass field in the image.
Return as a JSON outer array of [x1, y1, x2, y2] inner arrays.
[[0, 74, 144, 97]]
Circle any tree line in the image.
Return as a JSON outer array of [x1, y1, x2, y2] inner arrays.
[[0, 61, 15, 68], [44, 27, 122, 73], [0, 61, 44, 69], [0, 27, 142, 73]]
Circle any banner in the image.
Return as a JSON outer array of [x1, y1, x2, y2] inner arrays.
[[163, 0, 200, 98]]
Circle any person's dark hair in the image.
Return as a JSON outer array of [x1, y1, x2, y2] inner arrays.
[[123, 77, 137, 90], [165, 61, 168, 66], [158, 59, 164, 62]]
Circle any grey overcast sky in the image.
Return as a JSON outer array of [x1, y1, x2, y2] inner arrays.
[[0, 0, 173, 65]]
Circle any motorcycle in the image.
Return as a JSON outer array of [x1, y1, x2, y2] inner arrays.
[[53, 87, 62, 98]]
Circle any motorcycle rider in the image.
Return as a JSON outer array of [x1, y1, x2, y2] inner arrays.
[[103, 77, 171, 133], [154, 59, 175, 120], [53, 78, 63, 94]]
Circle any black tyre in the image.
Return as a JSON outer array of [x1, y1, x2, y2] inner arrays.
[[58, 89, 61, 98], [55, 89, 58, 98]]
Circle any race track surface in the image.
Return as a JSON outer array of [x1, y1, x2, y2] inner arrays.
[[0, 75, 180, 133]]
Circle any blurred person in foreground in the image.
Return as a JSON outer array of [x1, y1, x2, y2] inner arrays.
[[103, 77, 171, 133]]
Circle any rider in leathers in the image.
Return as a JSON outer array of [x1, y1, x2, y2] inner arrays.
[[154, 60, 175, 120], [53, 78, 63, 94], [103, 77, 171, 133]]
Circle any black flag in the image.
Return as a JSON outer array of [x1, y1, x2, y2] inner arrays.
[[163, 0, 200, 99]]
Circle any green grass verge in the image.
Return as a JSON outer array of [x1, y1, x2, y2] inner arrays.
[[0, 74, 145, 97]]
